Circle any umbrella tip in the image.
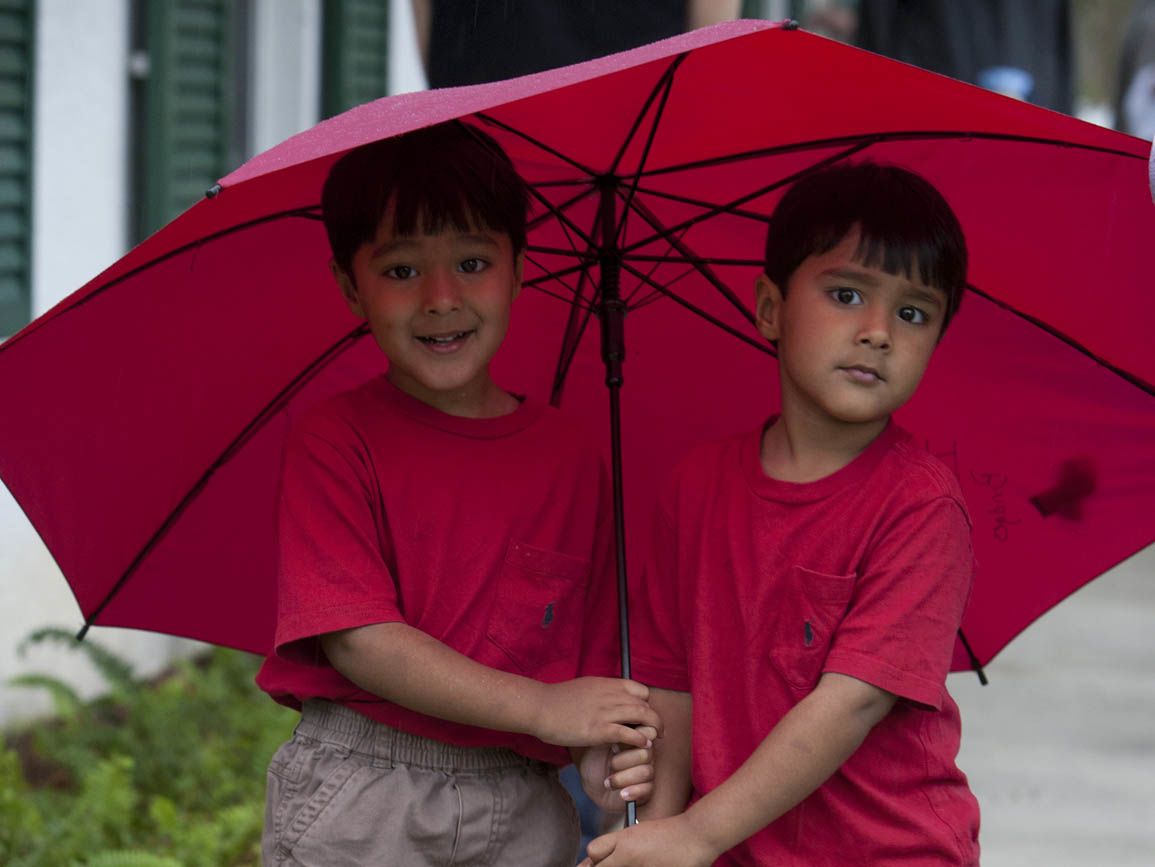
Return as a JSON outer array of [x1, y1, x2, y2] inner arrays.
[[205, 183, 223, 199], [782, 19, 800, 31]]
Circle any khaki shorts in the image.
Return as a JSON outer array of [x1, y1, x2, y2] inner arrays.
[[262, 701, 580, 866]]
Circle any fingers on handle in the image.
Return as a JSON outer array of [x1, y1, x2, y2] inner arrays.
[[621, 679, 651, 700], [611, 724, 652, 749]]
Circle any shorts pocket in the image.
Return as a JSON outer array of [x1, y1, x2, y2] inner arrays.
[[486, 541, 590, 674], [266, 735, 357, 846], [766, 565, 855, 691]]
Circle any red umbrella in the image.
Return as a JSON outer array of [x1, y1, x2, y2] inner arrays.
[[1, 20, 1152, 684]]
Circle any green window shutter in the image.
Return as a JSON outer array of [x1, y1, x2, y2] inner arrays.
[[321, 0, 388, 119], [0, 0, 34, 335], [138, 0, 238, 239]]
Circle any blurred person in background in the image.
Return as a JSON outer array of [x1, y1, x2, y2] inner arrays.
[[852, 0, 1075, 111], [411, 0, 741, 87], [1116, 1, 1155, 139]]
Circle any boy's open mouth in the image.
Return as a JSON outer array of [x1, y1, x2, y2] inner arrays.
[[416, 330, 475, 348]]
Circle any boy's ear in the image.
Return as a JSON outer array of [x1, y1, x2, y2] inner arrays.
[[512, 250, 525, 300], [331, 260, 365, 318], [754, 273, 784, 342]]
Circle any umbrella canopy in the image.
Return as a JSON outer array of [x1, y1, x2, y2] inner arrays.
[[1, 20, 1151, 676]]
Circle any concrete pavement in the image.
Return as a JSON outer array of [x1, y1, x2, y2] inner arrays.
[[951, 543, 1155, 866]]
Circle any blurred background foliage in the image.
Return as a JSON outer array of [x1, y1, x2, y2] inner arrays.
[[1, 629, 295, 867]]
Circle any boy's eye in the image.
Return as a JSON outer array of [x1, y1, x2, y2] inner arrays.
[[830, 287, 863, 305], [898, 306, 928, 325], [384, 264, 416, 280], [459, 257, 488, 274]]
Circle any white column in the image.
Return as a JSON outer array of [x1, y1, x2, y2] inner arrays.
[[249, 0, 323, 156], [389, 0, 428, 94], [31, 0, 131, 313]]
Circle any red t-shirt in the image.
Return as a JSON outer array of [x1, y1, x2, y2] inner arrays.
[[255, 376, 617, 765], [633, 422, 981, 866]]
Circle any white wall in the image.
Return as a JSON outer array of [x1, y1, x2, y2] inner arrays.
[[1, 0, 201, 729], [31, 0, 131, 314], [388, 0, 428, 95], [250, 0, 322, 155]]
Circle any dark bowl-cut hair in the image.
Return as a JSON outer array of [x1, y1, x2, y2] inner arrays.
[[763, 162, 968, 330], [322, 121, 530, 278]]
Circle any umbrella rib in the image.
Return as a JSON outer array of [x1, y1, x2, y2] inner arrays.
[[76, 323, 373, 640], [530, 245, 763, 269], [612, 55, 682, 253], [630, 260, 702, 311], [627, 185, 774, 225], [526, 182, 600, 250], [622, 192, 758, 326], [621, 142, 873, 257], [608, 52, 684, 180], [550, 267, 601, 406], [474, 113, 599, 178], [965, 283, 1155, 397], [637, 129, 1147, 179], [527, 185, 597, 232], [523, 261, 588, 289], [957, 629, 989, 685], [619, 259, 773, 357], [627, 253, 765, 267], [0, 207, 323, 354], [522, 253, 597, 311]]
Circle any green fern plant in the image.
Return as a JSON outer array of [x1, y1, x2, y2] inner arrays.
[[18, 627, 137, 697], [4, 630, 295, 867]]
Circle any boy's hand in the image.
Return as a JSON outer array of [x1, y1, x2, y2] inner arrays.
[[577, 726, 658, 812], [533, 677, 660, 748], [579, 815, 717, 867]]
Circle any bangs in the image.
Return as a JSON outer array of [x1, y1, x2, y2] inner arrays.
[[852, 219, 966, 295], [322, 122, 529, 274], [383, 154, 523, 242]]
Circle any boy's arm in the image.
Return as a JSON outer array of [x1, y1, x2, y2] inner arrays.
[[322, 621, 660, 749], [639, 688, 693, 820], [581, 672, 895, 867]]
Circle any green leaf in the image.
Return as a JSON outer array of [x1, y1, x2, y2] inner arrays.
[[6, 674, 82, 719]]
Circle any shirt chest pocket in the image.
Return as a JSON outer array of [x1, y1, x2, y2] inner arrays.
[[486, 541, 590, 675], [765, 565, 855, 691]]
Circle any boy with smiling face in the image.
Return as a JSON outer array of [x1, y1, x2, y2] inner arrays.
[[257, 123, 658, 866], [583, 163, 981, 866]]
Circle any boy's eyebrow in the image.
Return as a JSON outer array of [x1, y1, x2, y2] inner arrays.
[[904, 286, 946, 308], [823, 266, 881, 286], [368, 232, 501, 259]]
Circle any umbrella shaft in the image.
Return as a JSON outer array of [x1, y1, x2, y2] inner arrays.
[[608, 382, 631, 682]]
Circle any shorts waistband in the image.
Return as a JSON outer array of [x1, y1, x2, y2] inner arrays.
[[297, 700, 546, 773]]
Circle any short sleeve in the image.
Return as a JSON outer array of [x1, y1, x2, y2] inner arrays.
[[273, 416, 404, 663], [631, 495, 691, 692], [823, 496, 974, 710]]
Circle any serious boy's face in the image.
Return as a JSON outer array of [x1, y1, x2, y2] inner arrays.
[[755, 229, 947, 432], [335, 209, 523, 416]]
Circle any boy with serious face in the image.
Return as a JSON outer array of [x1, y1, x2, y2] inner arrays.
[[256, 123, 658, 865], [583, 163, 981, 866]]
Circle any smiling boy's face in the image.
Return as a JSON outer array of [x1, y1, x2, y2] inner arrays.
[[755, 228, 947, 434], [334, 206, 523, 417]]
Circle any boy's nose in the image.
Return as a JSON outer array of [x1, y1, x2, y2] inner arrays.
[[856, 315, 892, 350], [422, 271, 462, 314]]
